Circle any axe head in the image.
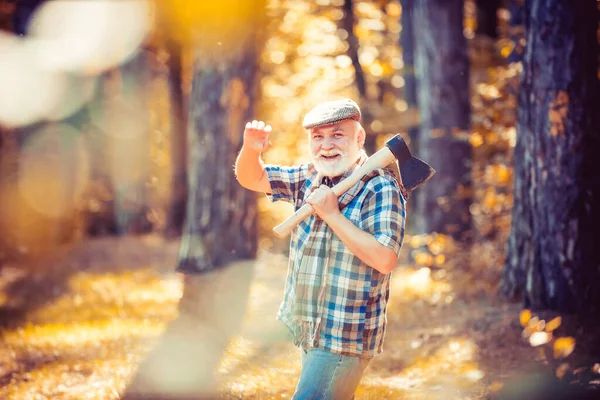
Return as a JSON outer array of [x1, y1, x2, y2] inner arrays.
[[385, 134, 435, 192]]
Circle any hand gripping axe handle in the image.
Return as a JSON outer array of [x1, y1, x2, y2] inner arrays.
[[272, 134, 435, 238]]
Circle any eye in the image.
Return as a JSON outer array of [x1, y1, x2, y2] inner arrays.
[[334, 132, 344, 138], [313, 134, 323, 139]]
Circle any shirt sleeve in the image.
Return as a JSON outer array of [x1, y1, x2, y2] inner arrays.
[[264, 164, 308, 204], [360, 176, 406, 257]]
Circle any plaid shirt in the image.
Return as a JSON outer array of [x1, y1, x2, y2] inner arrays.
[[265, 151, 405, 359]]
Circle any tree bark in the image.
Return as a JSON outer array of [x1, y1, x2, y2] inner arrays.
[[399, 0, 420, 232], [110, 52, 153, 235], [413, 0, 472, 241], [342, 0, 367, 100], [342, 0, 378, 155], [164, 38, 188, 238], [175, 38, 261, 273], [507, 0, 525, 63], [476, 0, 501, 39], [501, 0, 600, 314], [123, 3, 265, 398], [400, 0, 418, 112]]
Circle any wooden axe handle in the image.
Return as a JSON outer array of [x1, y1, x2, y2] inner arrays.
[[272, 147, 397, 238]]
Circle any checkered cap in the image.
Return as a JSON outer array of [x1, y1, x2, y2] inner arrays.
[[302, 98, 361, 129]]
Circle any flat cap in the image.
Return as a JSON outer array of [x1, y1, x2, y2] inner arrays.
[[302, 98, 361, 129]]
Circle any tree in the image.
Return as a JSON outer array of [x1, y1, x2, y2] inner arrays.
[[399, 0, 418, 121], [342, 0, 378, 154], [122, 1, 266, 398], [156, 5, 190, 239], [399, 0, 420, 232], [163, 37, 188, 238], [507, 0, 525, 63], [476, 0, 501, 39], [413, 0, 472, 241], [501, 0, 600, 313]]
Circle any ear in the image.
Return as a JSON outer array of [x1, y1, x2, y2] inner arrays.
[[357, 127, 366, 148]]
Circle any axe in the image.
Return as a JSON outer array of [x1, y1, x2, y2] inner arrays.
[[272, 134, 435, 238]]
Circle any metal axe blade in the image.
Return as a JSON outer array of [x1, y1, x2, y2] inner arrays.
[[385, 134, 435, 192]]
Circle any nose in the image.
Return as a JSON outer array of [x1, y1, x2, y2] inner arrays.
[[321, 136, 335, 150]]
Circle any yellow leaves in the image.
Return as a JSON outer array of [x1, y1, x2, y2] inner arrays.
[[545, 316, 562, 332], [415, 252, 434, 266], [476, 83, 502, 100], [556, 362, 570, 379], [483, 188, 500, 210], [497, 38, 516, 59], [159, 0, 266, 47], [470, 132, 484, 147], [529, 331, 552, 347], [520, 310, 576, 366], [553, 337, 576, 359], [460, 364, 485, 382], [485, 164, 512, 186], [488, 381, 504, 392]]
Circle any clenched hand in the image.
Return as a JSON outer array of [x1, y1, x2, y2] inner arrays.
[[306, 185, 340, 221]]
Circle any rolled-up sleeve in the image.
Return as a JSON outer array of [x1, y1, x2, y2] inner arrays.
[[264, 164, 308, 204], [360, 177, 406, 257]]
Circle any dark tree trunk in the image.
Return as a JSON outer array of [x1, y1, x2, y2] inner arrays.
[[342, 0, 367, 101], [164, 38, 188, 238], [85, 54, 154, 237], [507, 0, 525, 63], [83, 88, 119, 237], [342, 0, 378, 155], [413, 0, 472, 241], [123, 3, 265, 398], [175, 39, 261, 273], [501, 0, 600, 314], [476, 0, 501, 39], [400, 0, 418, 112], [110, 52, 153, 235], [399, 0, 420, 233]]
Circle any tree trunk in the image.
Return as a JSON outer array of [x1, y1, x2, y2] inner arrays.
[[476, 0, 500, 39], [164, 38, 188, 238], [501, 0, 600, 314], [399, 0, 420, 233], [111, 52, 153, 235], [175, 43, 260, 273], [507, 0, 525, 63], [342, 0, 367, 100], [123, 3, 265, 398], [400, 0, 418, 112], [342, 0, 378, 155], [83, 81, 119, 237], [413, 0, 472, 241]]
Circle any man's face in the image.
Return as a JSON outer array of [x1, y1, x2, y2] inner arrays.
[[309, 119, 364, 178]]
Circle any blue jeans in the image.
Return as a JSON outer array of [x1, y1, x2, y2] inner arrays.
[[292, 348, 370, 400]]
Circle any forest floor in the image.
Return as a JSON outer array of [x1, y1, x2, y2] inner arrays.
[[1, 235, 599, 400]]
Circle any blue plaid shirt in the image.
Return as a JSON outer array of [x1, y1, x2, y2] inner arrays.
[[265, 151, 405, 358]]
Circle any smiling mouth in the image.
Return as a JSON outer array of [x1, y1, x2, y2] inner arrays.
[[321, 154, 341, 161]]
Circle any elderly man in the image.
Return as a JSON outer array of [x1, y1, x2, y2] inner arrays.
[[235, 98, 406, 399]]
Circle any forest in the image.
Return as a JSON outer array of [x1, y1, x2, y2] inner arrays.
[[0, 0, 599, 399]]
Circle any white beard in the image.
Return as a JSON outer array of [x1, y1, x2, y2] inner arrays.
[[312, 147, 361, 178]]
